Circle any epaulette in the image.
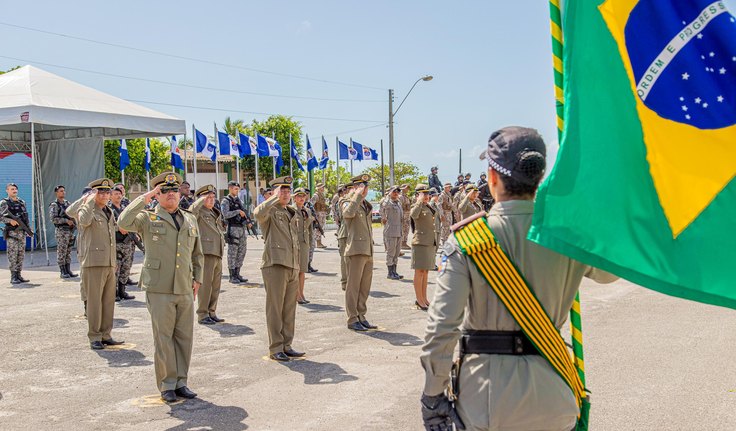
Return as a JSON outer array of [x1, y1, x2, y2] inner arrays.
[[450, 211, 486, 232]]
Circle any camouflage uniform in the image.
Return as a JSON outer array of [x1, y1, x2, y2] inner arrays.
[[221, 194, 248, 281], [437, 190, 453, 245], [1, 198, 29, 273], [399, 192, 411, 248], [310, 190, 329, 247], [50, 199, 75, 267]]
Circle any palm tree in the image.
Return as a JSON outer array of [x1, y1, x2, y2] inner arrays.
[[223, 117, 245, 136]]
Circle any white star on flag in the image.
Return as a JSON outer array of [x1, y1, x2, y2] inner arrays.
[[703, 102, 709, 108], [682, 105, 688, 111], [709, 52, 715, 57], [719, 67, 726, 74], [717, 95, 724, 102], [685, 114, 691, 119], [695, 97, 701, 104], [697, 34, 704, 39], [682, 72, 690, 80]]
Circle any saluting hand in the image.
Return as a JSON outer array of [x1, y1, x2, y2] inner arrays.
[[143, 185, 161, 205]]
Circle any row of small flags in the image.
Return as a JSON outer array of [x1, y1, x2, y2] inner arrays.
[[118, 128, 379, 173]]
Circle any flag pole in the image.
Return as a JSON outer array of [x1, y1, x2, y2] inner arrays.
[[183, 132, 188, 181], [214, 122, 220, 199], [380, 139, 385, 194], [254, 132, 260, 195], [548, 0, 589, 426], [192, 124, 198, 190], [272, 131, 277, 180], [235, 133, 241, 187], [307, 134, 314, 193], [289, 132, 294, 180], [335, 136, 339, 189], [146, 138, 151, 191], [349, 138, 354, 176]]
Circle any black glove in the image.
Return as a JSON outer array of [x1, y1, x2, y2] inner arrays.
[[421, 393, 465, 431]]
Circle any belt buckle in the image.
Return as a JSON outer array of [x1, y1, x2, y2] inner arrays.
[[513, 335, 524, 354]]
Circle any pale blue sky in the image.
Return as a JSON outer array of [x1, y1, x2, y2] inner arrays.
[[0, 0, 559, 182]]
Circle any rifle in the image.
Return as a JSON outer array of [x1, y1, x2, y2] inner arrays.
[[308, 205, 325, 236], [3, 214, 34, 239], [124, 232, 145, 252]]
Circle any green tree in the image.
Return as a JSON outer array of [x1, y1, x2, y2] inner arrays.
[[359, 162, 427, 195], [104, 138, 173, 188]]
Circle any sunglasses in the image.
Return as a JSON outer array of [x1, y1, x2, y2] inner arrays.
[[160, 187, 179, 194]]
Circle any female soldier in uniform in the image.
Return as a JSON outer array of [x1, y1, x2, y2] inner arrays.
[[410, 184, 436, 311], [292, 188, 313, 305], [420, 127, 617, 431]]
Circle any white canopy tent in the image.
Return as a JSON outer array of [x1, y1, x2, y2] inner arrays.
[[0, 65, 186, 264]]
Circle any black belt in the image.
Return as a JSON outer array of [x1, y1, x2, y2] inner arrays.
[[460, 330, 540, 356], [54, 224, 72, 228]]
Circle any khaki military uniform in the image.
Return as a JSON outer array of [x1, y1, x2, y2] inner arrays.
[[399, 192, 411, 247], [190, 197, 226, 321], [66, 196, 88, 302], [118, 195, 204, 392], [294, 205, 313, 273], [379, 197, 402, 268], [77, 197, 117, 343], [254, 194, 301, 355], [49, 199, 75, 267], [452, 190, 465, 224], [459, 194, 484, 220], [421, 200, 617, 431], [310, 190, 328, 246], [409, 201, 436, 270], [336, 196, 349, 290], [341, 191, 374, 325], [430, 200, 442, 252], [437, 190, 453, 245]]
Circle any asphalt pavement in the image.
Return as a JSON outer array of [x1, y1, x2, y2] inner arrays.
[[0, 228, 734, 430]]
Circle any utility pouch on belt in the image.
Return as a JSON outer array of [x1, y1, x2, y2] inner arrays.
[[453, 216, 589, 430]]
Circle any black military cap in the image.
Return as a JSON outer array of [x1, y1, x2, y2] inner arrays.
[[269, 176, 293, 188], [151, 172, 183, 192], [88, 178, 114, 190], [195, 184, 217, 197], [54, 185, 65, 192], [227, 180, 239, 187], [351, 174, 371, 186], [480, 126, 546, 185], [292, 187, 308, 196]]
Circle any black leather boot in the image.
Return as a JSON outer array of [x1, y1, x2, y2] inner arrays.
[[60, 265, 70, 279], [236, 269, 248, 283], [83, 300, 87, 318], [228, 269, 240, 284], [394, 265, 404, 280], [119, 281, 135, 300], [115, 281, 122, 302], [10, 271, 21, 285], [66, 263, 78, 278], [16, 271, 29, 283]]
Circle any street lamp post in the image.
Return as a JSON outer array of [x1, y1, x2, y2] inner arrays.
[[388, 75, 433, 187]]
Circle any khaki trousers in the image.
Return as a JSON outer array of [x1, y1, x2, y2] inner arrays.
[[146, 292, 194, 392], [384, 234, 401, 266], [197, 254, 222, 320], [83, 266, 116, 342], [345, 255, 373, 324], [262, 265, 299, 354], [337, 237, 347, 289]]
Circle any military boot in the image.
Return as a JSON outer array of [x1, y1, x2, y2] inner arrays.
[[387, 266, 400, 280], [229, 269, 240, 284], [60, 265, 71, 279], [16, 272, 29, 283], [115, 282, 122, 302], [119, 281, 135, 300], [236, 269, 248, 284], [394, 266, 404, 280], [10, 271, 21, 285], [65, 264, 78, 277]]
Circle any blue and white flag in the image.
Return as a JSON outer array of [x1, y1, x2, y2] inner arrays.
[[306, 136, 318, 171], [218, 131, 241, 158], [274, 141, 284, 174], [170, 136, 184, 170], [119, 139, 130, 171], [319, 136, 329, 169], [195, 128, 216, 161], [351, 141, 365, 161], [144, 138, 151, 172], [257, 136, 280, 157], [356, 141, 378, 161], [238, 132, 258, 156], [338, 140, 358, 160], [290, 136, 305, 172]]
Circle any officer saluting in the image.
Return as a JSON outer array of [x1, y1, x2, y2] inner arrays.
[[49, 184, 78, 279], [336, 183, 354, 291], [420, 127, 617, 431], [77, 178, 122, 350], [254, 176, 305, 362], [222, 181, 251, 284], [342, 174, 377, 331], [458, 184, 483, 220], [118, 172, 204, 403], [1, 183, 32, 284], [190, 185, 226, 325]]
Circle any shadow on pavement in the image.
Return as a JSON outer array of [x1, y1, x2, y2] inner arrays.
[[94, 349, 153, 368], [8, 282, 42, 289], [167, 398, 249, 431], [117, 299, 146, 308], [309, 272, 337, 277], [281, 359, 359, 385], [369, 290, 399, 299], [363, 330, 423, 347], [113, 318, 130, 328], [202, 323, 254, 337], [300, 303, 343, 313]]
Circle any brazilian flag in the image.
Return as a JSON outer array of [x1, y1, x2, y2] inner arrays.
[[530, 0, 736, 308]]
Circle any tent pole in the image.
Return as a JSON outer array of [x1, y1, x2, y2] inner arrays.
[[29, 122, 35, 265]]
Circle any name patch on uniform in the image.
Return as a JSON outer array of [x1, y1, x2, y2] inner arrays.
[[149, 215, 159, 221], [438, 254, 449, 276], [152, 235, 159, 242]]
